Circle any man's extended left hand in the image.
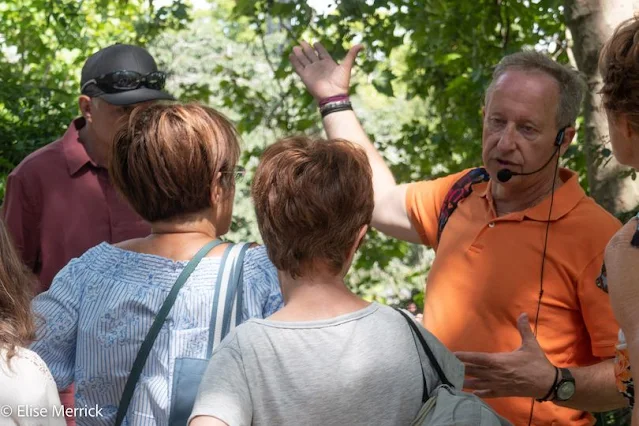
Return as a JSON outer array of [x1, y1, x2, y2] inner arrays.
[[455, 313, 556, 399]]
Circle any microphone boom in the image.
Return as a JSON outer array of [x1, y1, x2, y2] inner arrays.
[[496, 144, 561, 184]]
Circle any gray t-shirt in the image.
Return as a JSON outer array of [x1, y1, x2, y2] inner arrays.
[[190, 303, 464, 426]]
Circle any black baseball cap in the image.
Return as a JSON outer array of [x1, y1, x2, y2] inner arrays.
[[80, 44, 175, 105]]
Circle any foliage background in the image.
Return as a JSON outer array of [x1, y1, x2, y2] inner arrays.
[[0, 0, 633, 423]]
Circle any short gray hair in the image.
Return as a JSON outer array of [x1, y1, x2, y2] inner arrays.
[[485, 51, 586, 127]]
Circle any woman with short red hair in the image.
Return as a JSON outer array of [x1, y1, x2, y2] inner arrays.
[[189, 136, 464, 426]]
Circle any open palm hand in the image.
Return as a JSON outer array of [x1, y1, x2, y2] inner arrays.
[[289, 41, 363, 101]]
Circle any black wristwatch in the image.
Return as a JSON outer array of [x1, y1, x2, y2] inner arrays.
[[552, 368, 576, 401]]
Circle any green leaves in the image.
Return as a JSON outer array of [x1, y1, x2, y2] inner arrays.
[[372, 69, 395, 97]]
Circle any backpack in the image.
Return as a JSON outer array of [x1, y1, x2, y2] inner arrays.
[[437, 167, 490, 243], [396, 309, 512, 426]]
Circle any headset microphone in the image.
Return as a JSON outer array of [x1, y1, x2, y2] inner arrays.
[[496, 128, 566, 183]]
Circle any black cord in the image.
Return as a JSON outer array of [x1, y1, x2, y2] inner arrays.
[[527, 146, 562, 426]]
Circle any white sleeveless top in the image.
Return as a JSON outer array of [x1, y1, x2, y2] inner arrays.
[[0, 346, 64, 426]]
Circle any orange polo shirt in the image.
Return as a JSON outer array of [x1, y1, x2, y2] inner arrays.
[[406, 168, 620, 426]]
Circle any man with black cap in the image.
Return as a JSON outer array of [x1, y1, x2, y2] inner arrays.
[[2, 43, 173, 425]]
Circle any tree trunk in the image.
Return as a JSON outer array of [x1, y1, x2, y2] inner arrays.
[[564, 0, 639, 215]]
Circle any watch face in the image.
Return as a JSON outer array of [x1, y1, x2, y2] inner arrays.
[[557, 381, 576, 400]]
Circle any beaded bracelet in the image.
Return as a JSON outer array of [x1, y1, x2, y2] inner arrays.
[[319, 94, 349, 107], [319, 99, 351, 112], [320, 101, 353, 118]]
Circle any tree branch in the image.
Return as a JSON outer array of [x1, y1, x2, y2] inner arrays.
[[502, 0, 511, 51], [258, 27, 290, 126]]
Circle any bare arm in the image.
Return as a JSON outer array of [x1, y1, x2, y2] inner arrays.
[[189, 416, 228, 426], [322, 111, 418, 242], [606, 218, 639, 419], [458, 314, 627, 412], [553, 360, 626, 412], [290, 42, 421, 243]]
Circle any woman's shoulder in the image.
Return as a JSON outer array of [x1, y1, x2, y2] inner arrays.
[[241, 245, 278, 286], [379, 305, 465, 388], [0, 347, 62, 407], [0, 347, 56, 382], [242, 245, 273, 269], [239, 245, 282, 316], [69, 243, 218, 287]]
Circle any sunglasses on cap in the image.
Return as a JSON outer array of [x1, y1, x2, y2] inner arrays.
[[81, 70, 166, 93]]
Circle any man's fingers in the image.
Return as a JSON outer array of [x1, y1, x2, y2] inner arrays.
[[289, 52, 305, 74], [455, 351, 496, 367], [517, 313, 537, 348], [342, 44, 364, 72], [313, 42, 331, 60], [292, 46, 311, 67], [300, 41, 319, 64], [463, 363, 492, 378]]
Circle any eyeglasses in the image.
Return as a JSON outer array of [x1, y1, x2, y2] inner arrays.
[[81, 70, 167, 93], [221, 166, 246, 182]]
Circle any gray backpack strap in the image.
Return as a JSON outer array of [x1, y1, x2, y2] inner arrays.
[[206, 242, 251, 358], [396, 309, 452, 403], [397, 309, 451, 385]]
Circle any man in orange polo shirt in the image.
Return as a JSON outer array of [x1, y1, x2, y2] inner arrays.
[[290, 42, 628, 424]]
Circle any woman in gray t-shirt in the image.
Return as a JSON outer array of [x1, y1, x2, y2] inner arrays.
[[189, 137, 463, 426]]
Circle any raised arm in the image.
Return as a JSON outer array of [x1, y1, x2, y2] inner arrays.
[[289, 41, 421, 244]]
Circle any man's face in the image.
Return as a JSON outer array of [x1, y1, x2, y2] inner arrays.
[[482, 70, 562, 186], [89, 97, 132, 147]]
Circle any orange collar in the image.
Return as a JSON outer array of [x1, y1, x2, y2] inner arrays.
[[477, 168, 585, 221]]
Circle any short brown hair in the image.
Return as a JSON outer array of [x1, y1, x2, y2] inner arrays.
[[486, 51, 585, 127], [599, 17, 639, 130], [110, 103, 241, 222], [252, 136, 374, 278], [0, 219, 36, 362]]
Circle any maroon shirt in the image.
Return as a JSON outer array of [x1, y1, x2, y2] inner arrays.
[[2, 118, 150, 293]]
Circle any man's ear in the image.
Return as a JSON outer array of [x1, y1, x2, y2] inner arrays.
[[559, 126, 577, 156], [78, 95, 93, 123]]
